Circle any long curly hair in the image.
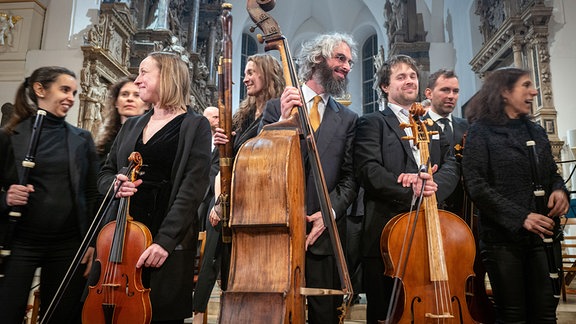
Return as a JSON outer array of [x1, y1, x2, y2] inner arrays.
[[232, 54, 285, 132], [465, 67, 531, 125], [296, 33, 357, 83], [94, 75, 140, 155]]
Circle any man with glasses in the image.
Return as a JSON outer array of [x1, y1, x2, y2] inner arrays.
[[261, 32, 359, 324]]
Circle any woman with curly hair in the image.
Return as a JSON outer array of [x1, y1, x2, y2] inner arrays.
[[94, 75, 149, 164]]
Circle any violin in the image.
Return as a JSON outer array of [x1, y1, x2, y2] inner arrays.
[[82, 152, 153, 324], [380, 103, 478, 323]]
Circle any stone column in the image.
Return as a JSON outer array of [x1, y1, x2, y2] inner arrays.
[[207, 22, 217, 86], [188, 0, 200, 53]]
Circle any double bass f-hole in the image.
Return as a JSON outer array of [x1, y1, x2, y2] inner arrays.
[[82, 152, 153, 324]]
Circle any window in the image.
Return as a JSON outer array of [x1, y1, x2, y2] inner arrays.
[[362, 35, 378, 114]]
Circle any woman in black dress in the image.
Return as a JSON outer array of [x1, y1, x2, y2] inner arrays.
[[98, 52, 211, 323]]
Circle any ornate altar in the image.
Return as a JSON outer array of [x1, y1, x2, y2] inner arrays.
[[470, 0, 563, 159], [78, 0, 223, 138]]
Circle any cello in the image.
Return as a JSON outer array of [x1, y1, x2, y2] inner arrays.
[[380, 103, 478, 323], [218, 1, 352, 323], [82, 152, 153, 324]]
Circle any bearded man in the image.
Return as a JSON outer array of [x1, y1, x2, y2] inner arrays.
[[261, 33, 359, 324]]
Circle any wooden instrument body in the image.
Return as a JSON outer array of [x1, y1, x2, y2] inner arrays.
[[380, 104, 478, 323], [381, 209, 477, 323], [83, 152, 152, 324], [82, 219, 152, 324], [219, 128, 306, 324]]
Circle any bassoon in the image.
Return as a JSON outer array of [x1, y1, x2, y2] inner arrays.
[[0, 109, 46, 278], [216, 2, 233, 290], [526, 140, 562, 299]]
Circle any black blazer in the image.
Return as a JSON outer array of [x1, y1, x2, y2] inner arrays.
[[261, 96, 358, 255], [0, 117, 99, 237], [424, 113, 470, 214], [354, 106, 460, 257]]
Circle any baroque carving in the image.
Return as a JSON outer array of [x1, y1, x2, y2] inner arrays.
[[471, 0, 562, 150], [79, 2, 136, 136]]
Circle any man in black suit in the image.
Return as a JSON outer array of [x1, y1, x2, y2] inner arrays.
[[261, 32, 358, 324], [354, 55, 460, 323], [424, 69, 469, 215]]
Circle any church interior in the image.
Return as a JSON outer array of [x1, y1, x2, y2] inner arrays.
[[1, 0, 576, 323]]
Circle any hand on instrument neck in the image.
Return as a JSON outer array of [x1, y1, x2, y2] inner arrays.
[[397, 164, 438, 197]]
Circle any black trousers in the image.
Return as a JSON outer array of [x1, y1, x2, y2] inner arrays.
[[306, 252, 343, 324], [481, 240, 560, 324], [363, 256, 394, 324], [192, 215, 222, 313], [0, 238, 86, 324]]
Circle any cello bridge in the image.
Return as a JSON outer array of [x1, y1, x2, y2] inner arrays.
[[425, 313, 454, 319]]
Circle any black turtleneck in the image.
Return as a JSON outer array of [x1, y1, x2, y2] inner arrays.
[[16, 111, 78, 243]]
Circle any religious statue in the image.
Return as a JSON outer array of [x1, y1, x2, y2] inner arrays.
[[0, 13, 22, 47], [146, 0, 170, 30], [83, 74, 107, 135], [164, 35, 190, 65]]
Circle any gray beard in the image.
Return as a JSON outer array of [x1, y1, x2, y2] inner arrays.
[[316, 61, 348, 97]]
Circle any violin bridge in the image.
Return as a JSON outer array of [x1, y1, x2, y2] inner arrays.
[[102, 283, 121, 288]]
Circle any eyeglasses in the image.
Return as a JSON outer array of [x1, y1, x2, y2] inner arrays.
[[333, 53, 354, 68]]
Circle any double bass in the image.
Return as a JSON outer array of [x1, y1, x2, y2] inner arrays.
[[218, 1, 352, 323], [82, 152, 153, 324], [380, 103, 477, 323]]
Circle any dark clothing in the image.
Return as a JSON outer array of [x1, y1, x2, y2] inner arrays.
[[480, 240, 559, 323], [462, 117, 568, 323], [426, 114, 469, 216], [261, 96, 358, 324], [354, 106, 459, 323], [346, 187, 364, 294], [98, 108, 211, 321], [0, 112, 99, 324], [18, 114, 77, 242], [462, 118, 566, 244]]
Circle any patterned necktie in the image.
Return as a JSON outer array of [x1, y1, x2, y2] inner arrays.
[[438, 117, 454, 147], [309, 95, 322, 131]]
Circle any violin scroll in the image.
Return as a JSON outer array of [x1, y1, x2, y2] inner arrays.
[[127, 152, 143, 182]]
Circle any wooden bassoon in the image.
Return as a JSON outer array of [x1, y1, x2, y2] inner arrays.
[[216, 2, 234, 292]]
